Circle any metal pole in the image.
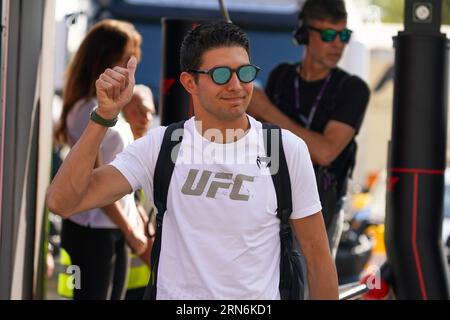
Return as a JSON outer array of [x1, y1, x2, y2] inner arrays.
[[339, 283, 369, 300], [218, 0, 232, 23]]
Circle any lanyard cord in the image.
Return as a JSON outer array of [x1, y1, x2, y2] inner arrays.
[[294, 65, 333, 129]]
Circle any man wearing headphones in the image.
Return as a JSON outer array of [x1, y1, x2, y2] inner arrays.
[[248, 0, 370, 258]]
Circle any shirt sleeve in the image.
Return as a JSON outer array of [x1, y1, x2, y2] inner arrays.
[[329, 75, 370, 133], [109, 126, 166, 204], [283, 130, 322, 220]]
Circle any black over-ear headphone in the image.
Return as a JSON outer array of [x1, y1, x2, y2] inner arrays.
[[292, 11, 309, 45]]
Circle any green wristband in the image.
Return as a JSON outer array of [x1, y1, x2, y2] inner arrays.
[[90, 108, 118, 127]]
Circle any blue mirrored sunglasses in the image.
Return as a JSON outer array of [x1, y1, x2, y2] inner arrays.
[[187, 64, 261, 85]]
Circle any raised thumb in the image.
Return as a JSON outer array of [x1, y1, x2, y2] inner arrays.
[[127, 56, 137, 82]]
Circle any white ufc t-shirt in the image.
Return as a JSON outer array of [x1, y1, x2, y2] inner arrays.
[[110, 115, 321, 299]]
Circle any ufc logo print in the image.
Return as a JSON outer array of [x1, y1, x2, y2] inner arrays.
[[181, 169, 254, 201]]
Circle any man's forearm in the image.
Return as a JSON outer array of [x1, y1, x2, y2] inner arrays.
[[291, 214, 339, 300], [290, 125, 334, 166], [307, 262, 339, 300], [248, 94, 331, 165], [261, 105, 356, 167], [273, 117, 333, 166], [47, 120, 108, 215]]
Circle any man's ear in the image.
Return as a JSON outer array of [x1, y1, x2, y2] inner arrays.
[[180, 71, 198, 95]]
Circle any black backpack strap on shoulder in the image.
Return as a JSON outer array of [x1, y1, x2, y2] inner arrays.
[[153, 120, 186, 217], [262, 123, 292, 224], [143, 120, 185, 300], [263, 123, 305, 300]]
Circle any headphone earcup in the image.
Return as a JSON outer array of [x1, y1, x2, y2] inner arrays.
[[292, 25, 309, 45]]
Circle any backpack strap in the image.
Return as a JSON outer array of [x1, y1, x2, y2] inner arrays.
[[262, 123, 292, 225], [263, 123, 299, 299], [144, 120, 186, 300], [153, 120, 186, 216]]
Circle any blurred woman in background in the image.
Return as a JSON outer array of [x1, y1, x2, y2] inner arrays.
[[54, 19, 148, 300]]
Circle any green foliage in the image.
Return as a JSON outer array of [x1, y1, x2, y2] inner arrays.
[[370, 0, 450, 25]]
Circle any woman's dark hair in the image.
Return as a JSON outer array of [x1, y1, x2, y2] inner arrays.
[[54, 19, 142, 145]]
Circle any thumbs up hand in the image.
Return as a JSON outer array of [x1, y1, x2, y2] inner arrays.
[[95, 56, 137, 119]]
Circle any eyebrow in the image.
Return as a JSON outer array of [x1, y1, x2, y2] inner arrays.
[[202, 63, 252, 69]]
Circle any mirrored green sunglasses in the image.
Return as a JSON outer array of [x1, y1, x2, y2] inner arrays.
[[187, 64, 261, 85], [308, 26, 352, 43]]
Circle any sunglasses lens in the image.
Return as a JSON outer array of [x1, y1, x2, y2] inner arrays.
[[212, 67, 231, 84], [238, 65, 258, 83], [321, 29, 337, 42], [340, 29, 352, 43]]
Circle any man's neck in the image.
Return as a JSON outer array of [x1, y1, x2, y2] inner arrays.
[[300, 57, 332, 82], [194, 114, 250, 144]]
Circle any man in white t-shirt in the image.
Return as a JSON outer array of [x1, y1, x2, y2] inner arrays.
[[47, 21, 338, 300]]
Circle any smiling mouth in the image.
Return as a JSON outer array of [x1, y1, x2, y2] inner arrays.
[[222, 95, 245, 99], [222, 97, 245, 103]]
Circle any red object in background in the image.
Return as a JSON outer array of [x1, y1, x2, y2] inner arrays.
[[162, 78, 176, 96], [360, 273, 390, 300], [387, 176, 400, 191]]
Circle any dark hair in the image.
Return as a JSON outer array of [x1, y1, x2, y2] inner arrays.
[[300, 0, 347, 25], [54, 19, 142, 145], [180, 21, 250, 71]]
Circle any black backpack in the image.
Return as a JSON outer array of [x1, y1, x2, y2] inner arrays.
[[143, 121, 305, 300]]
